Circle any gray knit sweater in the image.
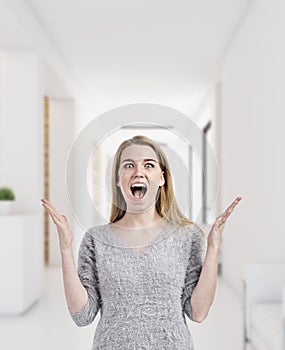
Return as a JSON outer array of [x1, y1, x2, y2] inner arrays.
[[69, 221, 206, 350]]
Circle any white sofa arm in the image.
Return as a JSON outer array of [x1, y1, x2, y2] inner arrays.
[[243, 262, 285, 345], [244, 262, 285, 302]]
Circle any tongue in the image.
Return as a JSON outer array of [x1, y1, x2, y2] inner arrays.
[[133, 189, 144, 199]]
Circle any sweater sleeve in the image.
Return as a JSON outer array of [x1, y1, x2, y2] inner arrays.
[[181, 224, 206, 321], [69, 229, 101, 327]]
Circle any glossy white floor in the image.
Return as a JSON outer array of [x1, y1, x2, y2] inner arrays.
[[0, 267, 249, 350]]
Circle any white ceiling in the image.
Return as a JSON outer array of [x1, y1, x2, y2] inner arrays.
[[2, 0, 252, 118]]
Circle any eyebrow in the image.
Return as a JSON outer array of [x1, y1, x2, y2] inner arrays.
[[121, 158, 158, 164]]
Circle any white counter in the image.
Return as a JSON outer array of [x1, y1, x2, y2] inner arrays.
[[0, 214, 43, 315]]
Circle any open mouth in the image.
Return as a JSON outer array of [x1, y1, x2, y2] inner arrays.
[[130, 183, 148, 199]]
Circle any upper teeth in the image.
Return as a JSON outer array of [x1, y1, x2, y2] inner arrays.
[[131, 183, 146, 188]]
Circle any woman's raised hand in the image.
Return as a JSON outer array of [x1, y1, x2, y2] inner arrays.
[[207, 196, 242, 250], [41, 198, 73, 250]]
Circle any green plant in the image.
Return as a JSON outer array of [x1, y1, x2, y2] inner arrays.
[[0, 187, 15, 200]]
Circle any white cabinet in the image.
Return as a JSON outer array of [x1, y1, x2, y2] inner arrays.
[[0, 214, 43, 315]]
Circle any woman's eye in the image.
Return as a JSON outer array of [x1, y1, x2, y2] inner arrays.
[[145, 163, 154, 168], [124, 163, 133, 168]]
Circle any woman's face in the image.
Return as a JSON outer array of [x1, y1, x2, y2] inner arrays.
[[117, 144, 165, 213]]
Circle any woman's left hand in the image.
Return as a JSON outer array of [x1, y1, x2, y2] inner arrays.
[[207, 196, 243, 250]]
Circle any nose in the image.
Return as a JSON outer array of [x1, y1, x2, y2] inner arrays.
[[133, 163, 145, 177]]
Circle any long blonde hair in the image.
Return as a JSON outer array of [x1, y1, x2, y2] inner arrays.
[[109, 135, 205, 236]]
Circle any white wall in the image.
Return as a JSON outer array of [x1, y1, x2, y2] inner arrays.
[[49, 98, 75, 266], [0, 49, 43, 214], [221, 0, 285, 296], [0, 0, 95, 262], [0, 48, 44, 298]]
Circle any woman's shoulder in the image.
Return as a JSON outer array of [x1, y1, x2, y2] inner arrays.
[[171, 220, 204, 234], [77, 224, 114, 250], [87, 223, 109, 231], [85, 223, 111, 237], [170, 222, 206, 248]]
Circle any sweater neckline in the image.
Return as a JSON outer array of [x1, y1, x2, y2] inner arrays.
[[106, 220, 173, 255]]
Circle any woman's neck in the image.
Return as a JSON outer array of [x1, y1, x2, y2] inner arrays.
[[117, 208, 164, 229]]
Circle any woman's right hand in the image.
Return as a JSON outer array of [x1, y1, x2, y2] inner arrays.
[[41, 198, 73, 250]]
